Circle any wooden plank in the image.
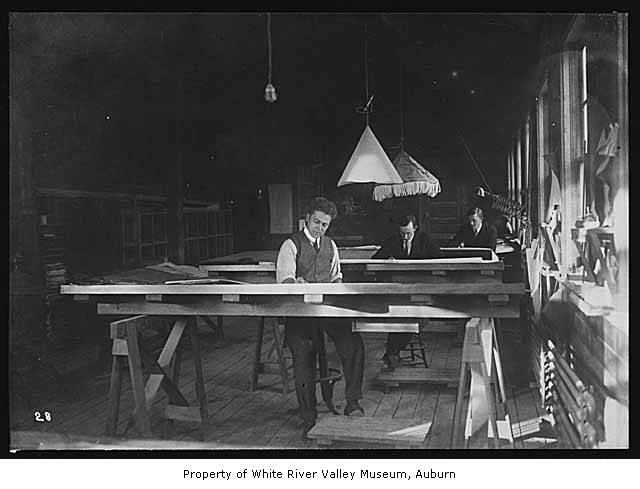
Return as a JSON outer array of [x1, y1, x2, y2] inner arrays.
[[393, 386, 421, 420], [422, 320, 464, 334], [98, 299, 521, 319], [307, 416, 429, 447], [384, 271, 504, 284], [62, 282, 525, 296], [426, 331, 460, 449], [164, 405, 202, 423], [144, 374, 164, 405], [410, 294, 433, 303], [157, 319, 187, 368], [200, 264, 276, 272], [105, 355, 124, 436], [376, 367, 459, 386], [488, 294, 510, 303], [125, 322, 152, 437], [365, 261, 503, 271], [303, 294, 323, 303], [353, 322, 419, 333], [111, 339, 128, 356]]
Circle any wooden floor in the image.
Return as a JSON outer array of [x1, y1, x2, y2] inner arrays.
[[9, 316, 557, 450]]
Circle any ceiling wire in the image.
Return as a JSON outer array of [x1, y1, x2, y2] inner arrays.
[[354, 23, 373, 125], [267, 13, 273, 84]]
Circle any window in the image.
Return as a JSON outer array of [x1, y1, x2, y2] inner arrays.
[[580, 45, 589, 214]]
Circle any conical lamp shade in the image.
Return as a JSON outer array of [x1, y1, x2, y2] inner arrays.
[[373, 149, 441, 201], [337, 125, 402, 187]]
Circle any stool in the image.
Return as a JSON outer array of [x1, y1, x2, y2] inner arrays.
[[451, 317, 514, 449], [399, 333, 429, 368]]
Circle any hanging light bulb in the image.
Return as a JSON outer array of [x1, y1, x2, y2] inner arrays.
[[264, 83, 277, 103], [264, 13, 277, 103]]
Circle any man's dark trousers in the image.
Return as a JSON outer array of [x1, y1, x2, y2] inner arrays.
[[285, 318, 364, 424]]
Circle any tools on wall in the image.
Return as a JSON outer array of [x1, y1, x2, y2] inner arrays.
[[543, 340, 600, 448]]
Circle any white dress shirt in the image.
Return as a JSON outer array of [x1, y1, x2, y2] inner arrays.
[[276, 227, 342, 283]]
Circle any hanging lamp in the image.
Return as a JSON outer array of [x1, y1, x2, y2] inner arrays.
[[264, 13, 277, 103], [373, 67, 440, 201], [337, 24, 401, 187]]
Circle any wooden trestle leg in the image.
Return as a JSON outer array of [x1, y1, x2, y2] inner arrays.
[[105, 315, 208, 439]]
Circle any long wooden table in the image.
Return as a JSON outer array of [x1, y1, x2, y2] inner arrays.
[[60, 247, 524, 447]]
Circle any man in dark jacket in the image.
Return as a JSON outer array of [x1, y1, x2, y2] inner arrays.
[[276, 197, 365, 438], [447, 207, 498, 251], [372, 214, 441, 369]]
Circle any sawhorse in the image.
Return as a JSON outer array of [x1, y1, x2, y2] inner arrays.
[[106, 315, 208, 439], [452, 317, 514, 448]]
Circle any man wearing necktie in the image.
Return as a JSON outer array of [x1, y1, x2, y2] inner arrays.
[[276, 197, 365, 439], [447, 207, 497, 251], [372, 214, 441, 369]]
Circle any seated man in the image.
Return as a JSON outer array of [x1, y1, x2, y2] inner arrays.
[[372, 214, 441, 369], [447, 207, 498, 251], [276, 196, 365, 438]]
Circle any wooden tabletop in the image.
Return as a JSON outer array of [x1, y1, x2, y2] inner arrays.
[[61, 281, 524, 296]]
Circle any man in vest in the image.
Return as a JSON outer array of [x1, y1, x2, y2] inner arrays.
[[276, 197, 365, 438]]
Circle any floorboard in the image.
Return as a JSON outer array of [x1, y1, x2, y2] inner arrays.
[[10, 316, 557, 450]]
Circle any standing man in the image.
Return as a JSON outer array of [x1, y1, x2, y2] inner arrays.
[[448, 207, 498, 251], [372, 214, 441, 369], [276, 197, 365, 438]]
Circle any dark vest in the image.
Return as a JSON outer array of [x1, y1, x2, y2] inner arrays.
[[289, 230, 335, 283]]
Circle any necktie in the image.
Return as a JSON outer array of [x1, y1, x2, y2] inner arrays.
[[403, 242, 409, 256], [314, 239, 320, 252]]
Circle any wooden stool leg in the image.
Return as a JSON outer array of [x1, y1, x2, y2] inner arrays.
[[418, 334, 429, 368], [272, 320, 290, 395], [106, 354, 124, 436], [250, 318, 266, 391], [188, 318, 208, 437], [125, 323, 151, 437]]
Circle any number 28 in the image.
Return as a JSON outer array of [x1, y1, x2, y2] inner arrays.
[[34, 411, 52, 422]]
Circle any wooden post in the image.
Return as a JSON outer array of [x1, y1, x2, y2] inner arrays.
[[167, 77, 186, 265], [560, 46, 582, 272], [614, 13, 628, 314]]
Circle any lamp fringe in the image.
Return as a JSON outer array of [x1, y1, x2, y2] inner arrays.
[[373, 180, 441, 202]]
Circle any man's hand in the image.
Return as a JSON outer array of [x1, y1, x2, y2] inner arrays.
[[282, 277, 307, 284], [387, 256, 396, 261]]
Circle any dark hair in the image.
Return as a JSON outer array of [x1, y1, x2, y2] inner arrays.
[[398, 214, 418, 228], [308, 196, 338, 219], [466, 207, 484, 219]]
